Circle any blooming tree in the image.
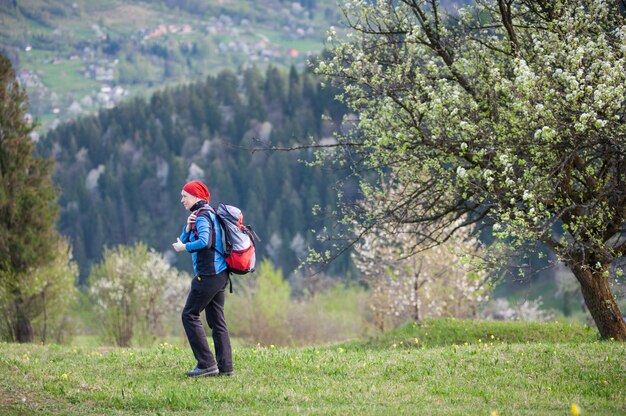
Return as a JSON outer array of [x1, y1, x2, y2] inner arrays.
[[316, 1, 626, 339], [352, 184, 489, 330], [89, 243, 189, 346]]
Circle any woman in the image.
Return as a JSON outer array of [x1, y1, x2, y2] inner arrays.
[[172, 180, 233, 377]]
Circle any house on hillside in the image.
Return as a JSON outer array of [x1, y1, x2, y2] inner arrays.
[[95, 67, 114, 82]]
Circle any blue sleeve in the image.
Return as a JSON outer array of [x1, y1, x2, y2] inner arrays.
[[184, 215, 212, 252], [180, 226, 191, 243]]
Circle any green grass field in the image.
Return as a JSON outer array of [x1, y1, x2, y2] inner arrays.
[[1, 319, 624, 415], [36, 59, 98, 94]]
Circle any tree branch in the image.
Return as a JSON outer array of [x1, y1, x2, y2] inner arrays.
[[498, 0, 519, 54], [220, 138, 366, 153]]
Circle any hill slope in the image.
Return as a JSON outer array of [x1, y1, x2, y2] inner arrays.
[[1, 0, 344, 132], [1, 319, 624, 415]]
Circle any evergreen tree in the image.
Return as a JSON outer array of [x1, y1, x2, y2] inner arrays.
[[287, 65, 301, 116], [0, 54, 61, 342], [264, 65, 286, 109], [214, 70, 239, 106], [243, 66, 267, 121]]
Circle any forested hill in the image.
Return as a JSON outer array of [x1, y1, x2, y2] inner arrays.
[[39, 65, 349, 283]]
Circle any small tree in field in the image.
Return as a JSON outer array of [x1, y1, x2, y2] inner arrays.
[[316, 1, 626, 339], [0, 53, 62, 342], [226, 259, 292, 345], [0, 238, 78, 343], [88, 244, 189, 346], [28, 239, 79, 344], [353, 185, 488, 330]]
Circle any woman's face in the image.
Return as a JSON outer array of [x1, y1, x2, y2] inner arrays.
[[180, 190, 200, 210]]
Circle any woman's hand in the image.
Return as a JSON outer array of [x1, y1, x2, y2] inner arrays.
[[185, 213, 197, 232], [172, 238, 186, 252]]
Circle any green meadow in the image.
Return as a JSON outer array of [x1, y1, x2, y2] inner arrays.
[[1, 319, 624, 415]]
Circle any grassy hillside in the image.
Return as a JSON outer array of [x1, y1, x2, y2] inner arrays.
[[0, 0, 343, 132], [1, 319, 624, 415]]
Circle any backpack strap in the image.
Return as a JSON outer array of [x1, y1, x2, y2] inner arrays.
[[192, 207, 225, 254], [193, 207, 233, 273], [212, 212, 232, 257], [191, 206, 213, 236]]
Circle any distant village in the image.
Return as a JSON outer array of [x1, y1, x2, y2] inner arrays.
[[17, 5, 317, 136]]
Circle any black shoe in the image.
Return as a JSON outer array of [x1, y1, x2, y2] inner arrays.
[[186, 365, 219, 378], [219, 370, 234, 376]]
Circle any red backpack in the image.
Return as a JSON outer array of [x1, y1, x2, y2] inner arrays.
[[194, 203, 257, 275]]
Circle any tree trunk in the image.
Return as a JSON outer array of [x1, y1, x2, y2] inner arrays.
[[41, 290, 48, 345], [14, 297, 34, 343], [413, 258, 422, 322], [413, 270, 420, 322], [569, 262, 626, 340]]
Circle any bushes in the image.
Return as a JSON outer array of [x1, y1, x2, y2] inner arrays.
[[288, 284, 371, 345], [87, 243, 189, 347], [227, 260, 292, 345], [84, 250, 369, 347], [226, 260, 372, 346]]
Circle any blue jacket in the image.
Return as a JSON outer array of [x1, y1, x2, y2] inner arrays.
[[179, 205, 227, 276]]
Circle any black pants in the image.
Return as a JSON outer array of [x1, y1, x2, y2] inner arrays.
[[181, 270, 232, 372]]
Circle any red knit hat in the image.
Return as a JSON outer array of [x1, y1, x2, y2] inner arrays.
[[182, 180, 210, 202]]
